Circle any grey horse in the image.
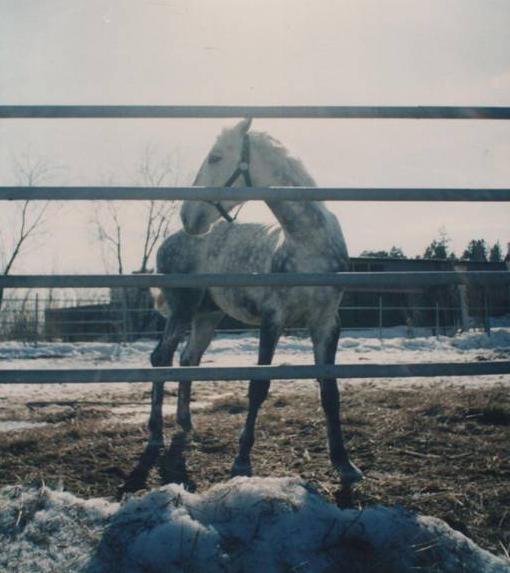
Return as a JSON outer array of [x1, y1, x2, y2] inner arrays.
[[150, 118, 363, 485]]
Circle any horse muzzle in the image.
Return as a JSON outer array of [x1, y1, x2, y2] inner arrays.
[[180, 209, 212, 235]]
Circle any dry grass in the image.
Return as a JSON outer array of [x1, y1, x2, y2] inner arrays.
[[0, 383, 508, 557]]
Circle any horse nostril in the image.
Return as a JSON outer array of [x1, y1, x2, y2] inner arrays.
[[181, 213, 189, 228]]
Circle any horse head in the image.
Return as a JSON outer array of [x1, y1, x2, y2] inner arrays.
[[181, 118, 253, 235]]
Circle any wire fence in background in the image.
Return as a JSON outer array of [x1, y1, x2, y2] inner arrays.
[[0, 294, 506, 345]]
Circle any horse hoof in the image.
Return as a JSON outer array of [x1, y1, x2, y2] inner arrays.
[[335, 462, 364, 486], [231, 458, 252, 478], [150, 350, 162, 367]]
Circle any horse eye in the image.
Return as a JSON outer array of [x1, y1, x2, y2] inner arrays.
[[208, 154, 222, 165]]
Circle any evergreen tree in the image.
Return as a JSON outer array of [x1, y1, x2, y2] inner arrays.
[[360, 246, 406, 259], [462, 239, 488, 262], [423, 239, 448, 259], [489, 241, 502, 262], [360, 250, 390, 258], [422, 228, 456, 260], [423, 228, 454, 260], [388, 246, 406, 259]]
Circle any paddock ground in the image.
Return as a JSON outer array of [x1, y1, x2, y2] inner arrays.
[[0, 381, 508, 559]]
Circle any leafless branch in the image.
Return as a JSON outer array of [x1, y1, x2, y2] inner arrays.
[[0, 152, 60, 308], [94, 144, 179, 275]]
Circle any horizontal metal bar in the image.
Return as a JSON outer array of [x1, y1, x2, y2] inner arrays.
[[1, 187, 510, 202], [3, 301, 507, 313], [1, 318, 123, 325], [0, 361, 509, 384], [1, 271, 508, 290], [1, 105, 509, 120]]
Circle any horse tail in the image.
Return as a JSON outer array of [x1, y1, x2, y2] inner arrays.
[[151, 288, 170, 318]]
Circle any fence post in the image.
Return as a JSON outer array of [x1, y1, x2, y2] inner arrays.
[[34, 293, 39, 347], [378, 296, 383, 340], [121, 288, 130, 343], [483, 288, 491, 336], [435, 302, 440, 339]]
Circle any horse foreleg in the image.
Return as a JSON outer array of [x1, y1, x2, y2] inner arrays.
[[232, 315, 282, 477], [177, 311, 224, 431], [148, 381, 167, 447], [148, 314, 188, 446], [311, 317, 363, 486], [176, 381, 192, 432]]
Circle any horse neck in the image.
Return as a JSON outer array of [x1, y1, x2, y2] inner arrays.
[[266, 199, 333, 241], [250, 140, 336, 243], [265, 199, 349, 275]]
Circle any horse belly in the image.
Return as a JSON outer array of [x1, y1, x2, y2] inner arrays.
[[209, 287, 264, 325], [209, 285, 341, 327], [281, 286, 342, 327]]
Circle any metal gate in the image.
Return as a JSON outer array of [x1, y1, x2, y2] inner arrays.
[[1, 105, 509, 384]]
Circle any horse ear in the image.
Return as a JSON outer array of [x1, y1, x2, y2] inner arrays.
[[237, 117, 252, 134]]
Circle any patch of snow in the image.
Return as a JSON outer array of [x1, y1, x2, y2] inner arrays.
[[1, 478, 508, 573], [110, 399, 211, 425], [0, 329, 508, 430], [0, 420, 48, 433]]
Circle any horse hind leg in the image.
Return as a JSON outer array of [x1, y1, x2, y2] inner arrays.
[[177, 311, 224, 431], [232, 313, 282, 477], [311, 317, 363, 486]]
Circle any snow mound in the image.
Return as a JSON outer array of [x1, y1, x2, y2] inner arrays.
[[1, 478, 509, 573]]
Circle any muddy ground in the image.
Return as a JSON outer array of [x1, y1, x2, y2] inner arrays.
[[0, 382, 508, 558]]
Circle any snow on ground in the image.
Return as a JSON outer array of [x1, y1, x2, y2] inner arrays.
[[2, 326, 510, 369], [0, 420, 47, 433], [1, 331, 509, 571], [1, 327, 509, 429], [1, 477, 508, 573]]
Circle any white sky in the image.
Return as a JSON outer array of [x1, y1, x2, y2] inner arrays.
[[1, 0, 509, 273]]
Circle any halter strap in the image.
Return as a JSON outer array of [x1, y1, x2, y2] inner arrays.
[[211, 201, 236, 223], [210, 133, 251, 223], [223, 133, 252, 188]]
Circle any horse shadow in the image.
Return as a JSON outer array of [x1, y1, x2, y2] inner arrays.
[[117, 430, 196, 500]]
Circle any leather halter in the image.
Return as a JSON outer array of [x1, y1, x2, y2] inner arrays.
[[210, 133, 252, 223]]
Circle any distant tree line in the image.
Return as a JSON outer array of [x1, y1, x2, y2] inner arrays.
[[360, 230, 506, 263]]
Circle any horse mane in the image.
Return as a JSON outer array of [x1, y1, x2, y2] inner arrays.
[[249, 131, 317, 187]]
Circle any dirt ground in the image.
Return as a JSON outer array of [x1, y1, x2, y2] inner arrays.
[[0, 382, 508, 559]]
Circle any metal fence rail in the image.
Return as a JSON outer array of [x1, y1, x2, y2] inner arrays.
[[2, 186, 510, 202], [1, 105, 509, 119], [1, 103, 509, 384], [1, 361, 509, 384], [1, 271, 509, 290]]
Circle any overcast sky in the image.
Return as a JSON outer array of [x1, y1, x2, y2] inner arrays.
[[1, 0, 509, 273]]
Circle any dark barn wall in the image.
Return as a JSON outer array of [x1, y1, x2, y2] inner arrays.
[[44, 304, 119, 342], [43, 259, 509, 341]]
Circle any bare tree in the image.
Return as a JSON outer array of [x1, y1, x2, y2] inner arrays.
[[136, 144, 179, 273], [0, 152, 59, 309], [94, 201, 125, 275], [93, 145, 180, 339], [93, 145, 179, 275]]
